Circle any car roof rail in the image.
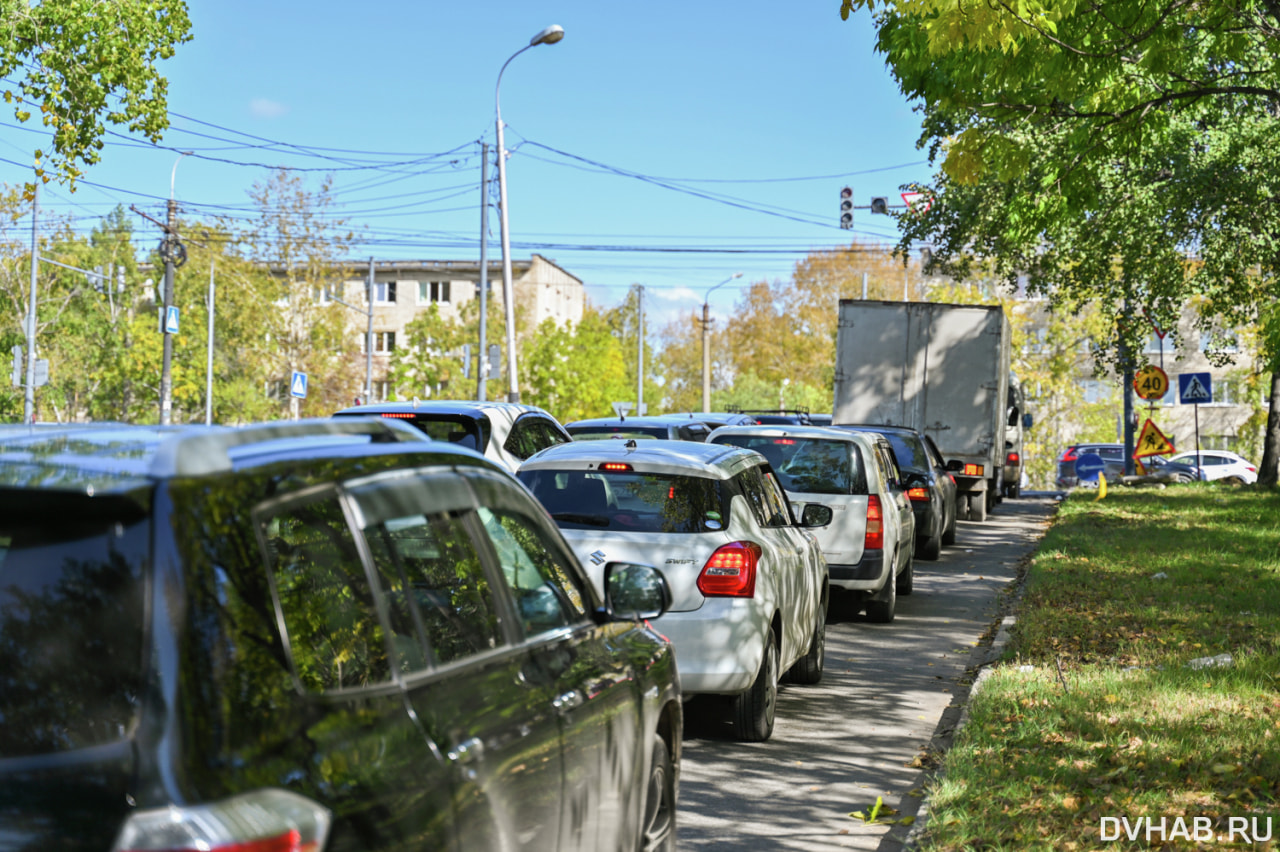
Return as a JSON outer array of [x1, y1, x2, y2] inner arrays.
[[150, 417, 429, 478]]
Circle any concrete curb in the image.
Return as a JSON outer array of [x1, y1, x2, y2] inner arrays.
[[898, 579, 1029, 850]]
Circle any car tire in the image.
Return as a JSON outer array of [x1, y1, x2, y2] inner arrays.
[[917, 526, 943, 560], [787, 597, 826, 685], [865, 560, 897, 624], [954, 496, 969, 523], [639, 735, 677, 852], [897, 548, 914, 596], [731, 634, 778, 742], [942, 504, 958, 545], [968, 492, 987, 522], [1223, 475, 1246, 486], [1173, 473, 1194, 484]]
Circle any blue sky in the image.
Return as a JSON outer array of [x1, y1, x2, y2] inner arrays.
[[1, 0, 932, 327]]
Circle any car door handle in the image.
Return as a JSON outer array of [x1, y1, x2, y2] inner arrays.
[[447, 737, 484, 765], [553, 690, 584, 713]]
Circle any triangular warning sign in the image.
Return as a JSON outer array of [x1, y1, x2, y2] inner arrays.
[[900, 191, 933, 215], [1182, 375, 1210, 402], [1134, 418, 1174, 458]]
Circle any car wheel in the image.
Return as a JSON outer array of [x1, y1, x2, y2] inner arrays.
[[917, 527, 942, 560], [897, 547, 914, 596], [941, 504, 958, 545], [1173, 473, 1194, 484], [865, 560, 897, 624], [639, 735, 676, 852], [968, 492, 987, 522], [1223, 475, 1246, 486], [731, 634, 778, 742], [787, 596, 826, 685]]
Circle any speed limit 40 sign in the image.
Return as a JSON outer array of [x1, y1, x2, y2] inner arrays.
[[1134, 365, 1169, 400]]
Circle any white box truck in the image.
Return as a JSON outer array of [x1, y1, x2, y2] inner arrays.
[[832, 300, 1012, 522]]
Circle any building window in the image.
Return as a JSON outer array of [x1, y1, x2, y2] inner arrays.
[[373, 380, 391, 402], [314, 285, 332, 305], [1077, 379, 1114, 404], [1144, 333, 1175, 355], [1200, 331, 1239, 354], [372, 281, 397, 305], [417, 281, 451, 304], [375, 331, 396, 354], [1203, 435, 1239, 451], [1023, 327, 1048, 354]]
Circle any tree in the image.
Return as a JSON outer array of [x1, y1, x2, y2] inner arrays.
[[1, 0, 192, 187], [524, 307, 630, 423], [242, 171, 360, 419], [841, 0, 1280, 484]]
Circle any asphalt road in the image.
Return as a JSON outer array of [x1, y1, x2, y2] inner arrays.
[[676, 493, 1060, 851]]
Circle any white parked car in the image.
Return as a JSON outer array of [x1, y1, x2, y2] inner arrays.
[[518, 439, 831, 742], [708, 425, 916, 624], [1166, 450, 1258, 484]]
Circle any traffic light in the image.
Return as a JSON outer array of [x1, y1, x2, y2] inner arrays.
[[870, 197, 889, 215], [839, 187, 853, 229]]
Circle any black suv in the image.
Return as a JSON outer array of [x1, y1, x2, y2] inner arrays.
[[0, 419, 680, 852]]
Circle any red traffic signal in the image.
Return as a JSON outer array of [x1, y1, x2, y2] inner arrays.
[[839, 186, 853, 229]]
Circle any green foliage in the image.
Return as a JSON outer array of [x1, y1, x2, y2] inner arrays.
[[524, 307, 630, 422], [0, 0, 192, 186]]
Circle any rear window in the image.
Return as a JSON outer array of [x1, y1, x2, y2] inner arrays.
[[518, 468, 728, 533], [341, 413, 484, 453], [880, 433, 926, 473], [0, 514, 149, 757], [567, 426, 670, 440], [712, 436, 867, 495]]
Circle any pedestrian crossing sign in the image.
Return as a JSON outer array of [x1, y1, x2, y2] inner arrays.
[[1178, 372, 1213, 404], [290, 371, 308, 399], [1134, 418, 1174, 458]]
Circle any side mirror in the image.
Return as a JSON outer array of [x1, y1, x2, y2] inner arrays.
[[945, 459, 964, 472], [601, 562, 671, 621], [1022, 413, 1034, 429], [800, 503, 833, 528]]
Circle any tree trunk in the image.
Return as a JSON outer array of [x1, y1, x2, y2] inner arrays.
[[1259, 369, 1280, 487]]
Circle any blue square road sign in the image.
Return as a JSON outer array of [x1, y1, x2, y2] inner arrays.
[[290, 371, 308, 399], [1178, 372, 1213, 404]]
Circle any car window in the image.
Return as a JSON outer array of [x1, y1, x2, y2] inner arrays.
[[519, 468, 729, 533], [881, 433, 925, 473], [362, 510, 503, 669], [712, 435, 867, 495], [923, 435, 946, 469], [737, 465, 789, 527], [261, 494, 394, 692], [475, 506, 588, 636], [503, 415, 562, 461], [873, 443, 900, 489], [568, 426, 669, 440], [0, 515, 149, 758], [678, 424, 710, 442], [403, 415, 483, 453]]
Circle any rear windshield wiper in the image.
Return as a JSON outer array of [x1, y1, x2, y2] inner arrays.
[[550, 512, 610, 527]]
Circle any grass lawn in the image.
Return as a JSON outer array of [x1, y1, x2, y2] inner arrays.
[[918, 485, 1280, 851]]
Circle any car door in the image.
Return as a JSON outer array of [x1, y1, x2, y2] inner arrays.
[[254, 486, 459, 851], [874, 441, 914, 564], [342, 469, 565, 852], [924, 434, 957, 528], [463, 467, 647, 852], [737, 463, 813, 669]]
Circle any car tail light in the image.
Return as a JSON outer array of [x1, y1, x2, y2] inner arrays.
[[1006, 452, 1021, 466], [865, 495, 884, 550], [1061, 447, 1078, 462], [379, 412, 415, 419], [772, 438, 796, 445], [906, 487, 929, 502], [600, 462, 633, 472], [112, 789, 330, 852], [697, 542, 761, 598], [963, 463, 984, 476], [1247, 464, 1257, 472]]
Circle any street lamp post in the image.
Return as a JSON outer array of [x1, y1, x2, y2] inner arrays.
[[495, 24, 564, 403], [701, 272, 742, 412]]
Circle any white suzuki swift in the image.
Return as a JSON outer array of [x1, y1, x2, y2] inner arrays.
[[518, 439, 831, 741]]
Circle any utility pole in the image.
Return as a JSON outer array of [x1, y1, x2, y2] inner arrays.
[[23, 182, 38, 423], [636, 285, 644, 414], [365, 258, 375, 403], [205, 261, 215, 425], [159, 196, 177, 424], [477, 142, 489, 401]]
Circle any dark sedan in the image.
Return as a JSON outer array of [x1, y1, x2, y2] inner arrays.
[[834, 424, 958, 560]]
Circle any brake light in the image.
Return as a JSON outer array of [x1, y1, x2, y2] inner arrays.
[[1006, 452, 1021, 466], [963, 463, 984, 476], [1247, 464, 1257, 472], [865, 495, 884, 550], [772, 438, 796, 445], [112, 790, 330, 852], [600, 462, 632, 472], [1061, 447, 1078, 462], [697, 542, 761, 598], [906, 487, 929, 502], [379, 412, 415, 419]]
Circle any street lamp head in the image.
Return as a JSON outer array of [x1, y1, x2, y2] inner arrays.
[[530, 25, 565, 46]]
